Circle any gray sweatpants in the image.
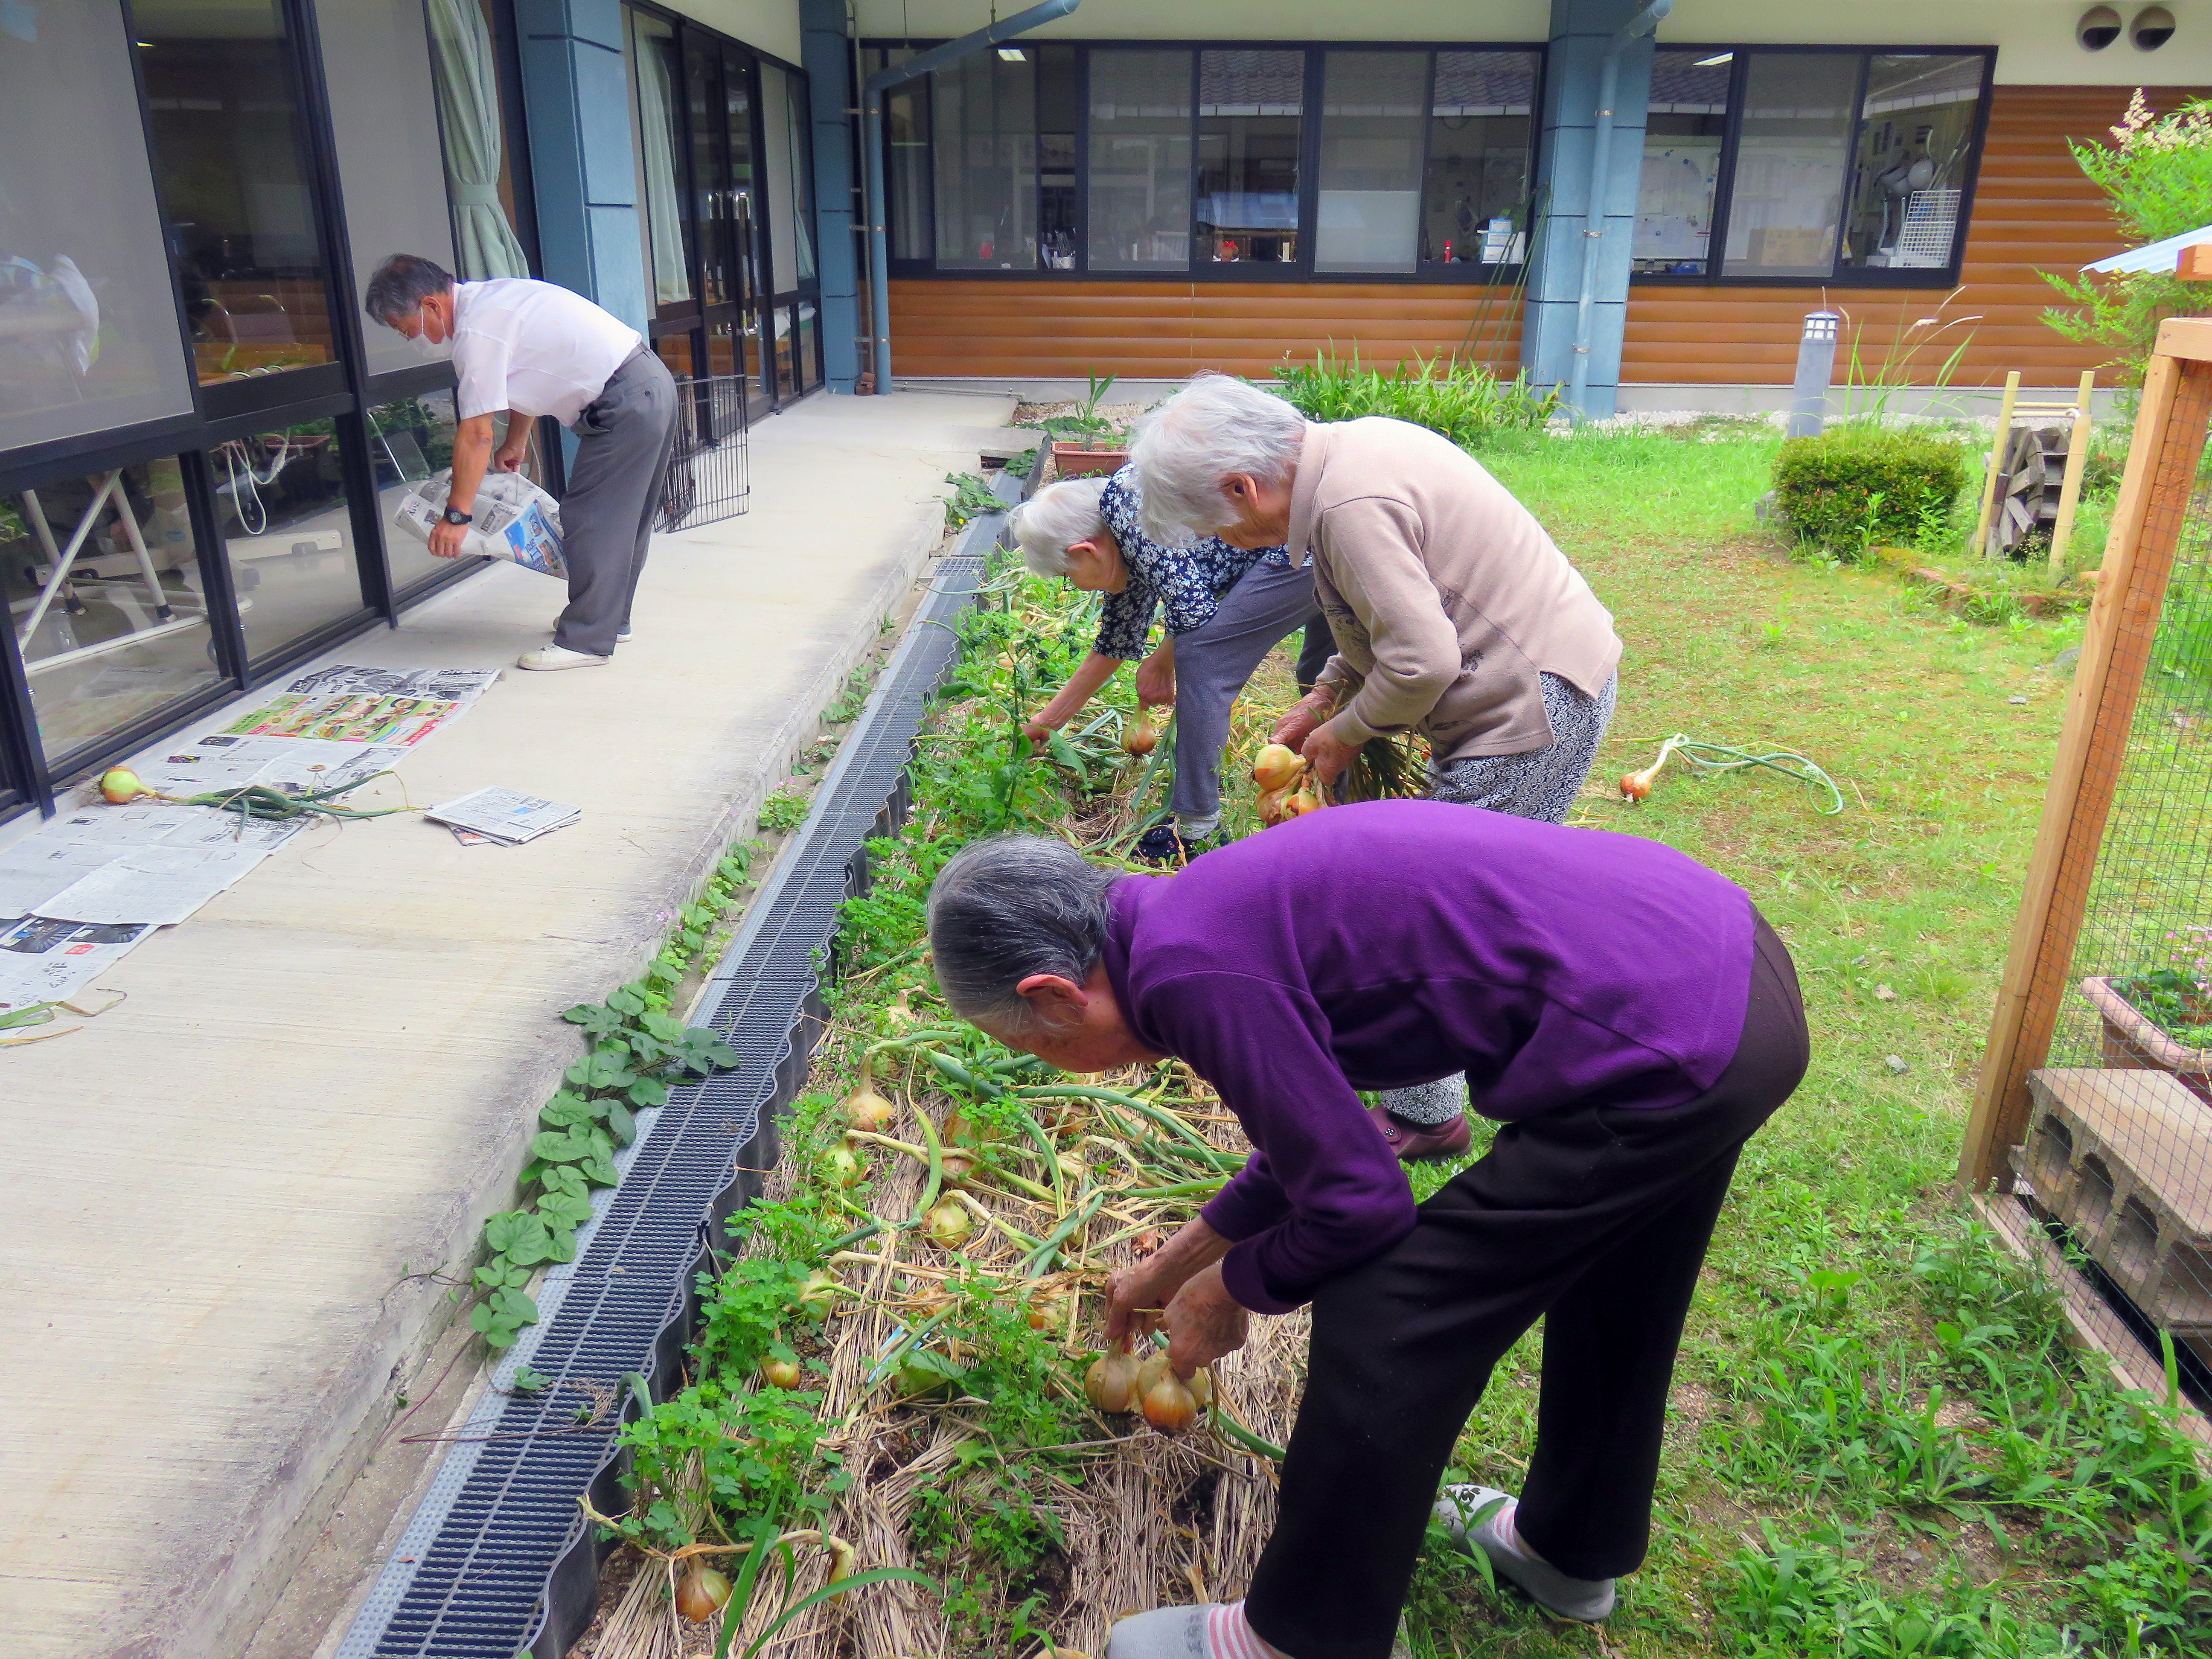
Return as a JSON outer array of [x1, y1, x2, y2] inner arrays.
[[555, 349, 678, 657], [1168, 561, 1323, 832]]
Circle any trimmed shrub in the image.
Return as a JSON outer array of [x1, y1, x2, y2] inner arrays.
[[1772, 426, 1966, 555]]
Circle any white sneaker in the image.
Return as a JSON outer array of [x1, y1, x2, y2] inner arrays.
[[617, 628, 633, 643], [518, 643, 609, 671], [1434, 1485, 1617, 1622]]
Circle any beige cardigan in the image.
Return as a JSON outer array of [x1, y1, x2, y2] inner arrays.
[[1288, 417, 1622, 763]]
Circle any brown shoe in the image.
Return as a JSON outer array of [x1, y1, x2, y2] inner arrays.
[[1368, 1103, 1472, 1163]]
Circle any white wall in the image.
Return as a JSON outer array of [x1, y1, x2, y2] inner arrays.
[[666, 0, 803, 64], [850, 0, 2212, 84]]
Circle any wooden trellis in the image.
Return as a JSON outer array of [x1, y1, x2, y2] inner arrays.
[[1964, 318, 2212, 1429]]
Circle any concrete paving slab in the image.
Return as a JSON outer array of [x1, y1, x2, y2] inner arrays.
[[0, 391, 1019, 1659]]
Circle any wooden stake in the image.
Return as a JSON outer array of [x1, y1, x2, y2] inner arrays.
[[2046, 369, 2098, 582], [1972, 370, 2021, 559]]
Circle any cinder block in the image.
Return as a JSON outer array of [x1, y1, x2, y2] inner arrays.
[[2014, 1067, 2212, 1330]]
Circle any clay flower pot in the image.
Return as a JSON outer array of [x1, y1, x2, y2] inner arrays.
[[2080, 975, 2212, 1103], [1051, 442, 1127, 478]]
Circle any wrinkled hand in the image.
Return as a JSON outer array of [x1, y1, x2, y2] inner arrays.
[[1022, 713, 1058, 756], [1270, 688, 1334, 751], [428, 519, 469, 559], [1162, 1263, 1250, 1377], [1103, 1257, 1177, 1348], [1135, 652, 1177, 709], [492, 440, 531, 474], [1299, 722, 1359, 788]]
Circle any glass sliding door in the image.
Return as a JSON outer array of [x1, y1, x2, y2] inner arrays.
[[630, 10, 696, 317]]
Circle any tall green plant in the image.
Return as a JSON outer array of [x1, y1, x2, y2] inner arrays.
[[1269, 349, 1558, 448], [2043, 90, 2212, 387]]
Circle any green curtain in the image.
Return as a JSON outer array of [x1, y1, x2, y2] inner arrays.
[[634, 28, 691, 306], [425, 0, 530, 280]]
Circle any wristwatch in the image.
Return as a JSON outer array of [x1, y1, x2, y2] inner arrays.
[[441, 506, 473, 527]]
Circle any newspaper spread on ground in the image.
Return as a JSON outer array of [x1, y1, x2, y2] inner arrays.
[[424, 786, 580, 846], [0, 917, 158, 1010], [0, 842, 118, 919], [212, 664, 501, 748], [134, 737, 410, 800], [32, 845, 269, 927]]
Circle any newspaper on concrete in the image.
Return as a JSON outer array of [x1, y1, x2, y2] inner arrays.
[[424, 786, 580, 846], [32, 845, 268, 927], [0, 917, 158, 1011], [393, 469, 566, 578]]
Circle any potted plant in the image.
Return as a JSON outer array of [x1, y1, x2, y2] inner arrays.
[[2080, 927, 2212, 1103], [1046, 372, 1127, 478]]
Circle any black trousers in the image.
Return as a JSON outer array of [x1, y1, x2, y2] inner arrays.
[[1244, 913, 1809, 1659]]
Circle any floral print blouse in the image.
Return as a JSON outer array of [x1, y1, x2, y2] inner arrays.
[[1092, 466, 1290, 661]]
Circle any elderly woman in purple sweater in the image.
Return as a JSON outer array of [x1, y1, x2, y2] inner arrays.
[[926, 801, 1808, 1659]]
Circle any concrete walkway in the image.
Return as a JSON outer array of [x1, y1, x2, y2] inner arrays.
[[0, 392, 1021, 1659]]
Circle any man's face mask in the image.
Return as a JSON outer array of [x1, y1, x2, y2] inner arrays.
[[403, 304, 450, 357]]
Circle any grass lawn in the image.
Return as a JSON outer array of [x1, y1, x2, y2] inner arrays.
[[1385, 429, 2212, 1657]]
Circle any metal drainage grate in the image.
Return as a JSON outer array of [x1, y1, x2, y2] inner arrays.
[[337, 469, 1021, 1659]]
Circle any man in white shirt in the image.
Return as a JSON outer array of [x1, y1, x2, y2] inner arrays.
[[364, 254, 678, 670]]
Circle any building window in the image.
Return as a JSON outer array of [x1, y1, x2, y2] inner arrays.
[[874, 39, 1541, 281], [1197, 50, 1305, 265], [934, 50, 1039, 270], [1088, 49, 1194, 272], [213, 422, 370, 664], [1636, 47, 1990, 285], [135, 0, 340, 387], [631, 10, 695, 311]]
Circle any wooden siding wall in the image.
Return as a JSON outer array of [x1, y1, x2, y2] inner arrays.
[[888, 84, 2197, 387]]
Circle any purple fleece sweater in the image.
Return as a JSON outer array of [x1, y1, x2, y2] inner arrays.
[[1098, 799, 1755, 1315]]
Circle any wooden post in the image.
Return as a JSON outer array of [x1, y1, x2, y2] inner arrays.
[[1961, 320, 2212, 1188], [2046, 369, 2098, 581], [1972, 370, 2022, 559]]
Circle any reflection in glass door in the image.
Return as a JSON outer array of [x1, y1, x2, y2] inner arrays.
[[722, 45, 772, 421]]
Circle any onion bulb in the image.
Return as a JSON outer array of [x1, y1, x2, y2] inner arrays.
[[1282, 784, 1322, 818], [99, 767, 149, 805], [796, 1270, 841, 1319], [1025, 1285, 1073, 1331], [1123, 715, 1158, 757], [1140, 1367, 1199, 1434], [1255, 787, 1289, 828], [938, 1148, 978, 1188], [825, 1139, 865, 1188], [1085, 1342, 1140, 1414], [924, 1195, 974, 1248], [824, 1535, 856, 1598], [942, 1109, 995, 1147], [1137, 1351, 1211, 1412], [841, 1085, 895, 1132], [675, 1562, 733, 1622], [1252, 743, 1306, 793], [1620, 739, 1678, 804], [759, 1352, 801, 1388]]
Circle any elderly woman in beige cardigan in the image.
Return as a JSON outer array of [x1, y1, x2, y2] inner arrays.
[[1126, 372, 1624, 1158]]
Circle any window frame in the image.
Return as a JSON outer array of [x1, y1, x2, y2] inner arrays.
[[1633, 42, 1997, 291], [865, 36, 1551, 285]]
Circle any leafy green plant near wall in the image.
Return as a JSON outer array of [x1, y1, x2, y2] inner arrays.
[[2044, 91, 2212, 390], [1771, 426, 1966, 558], [1269, 349, 1558, 448], [467, 848, 755, 1351]]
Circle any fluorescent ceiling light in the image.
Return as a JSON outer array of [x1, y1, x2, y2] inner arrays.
[[997, 46, 1027, 60], [1692, 52, 1733, 67]]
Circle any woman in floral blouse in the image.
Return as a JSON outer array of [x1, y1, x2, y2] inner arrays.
[[1010, 466, 1328, 863]]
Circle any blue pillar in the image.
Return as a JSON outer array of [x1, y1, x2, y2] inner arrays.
[[1521, 0, 1662, 421], [802, 0, 860, 393], [514, 0, 648, 333]]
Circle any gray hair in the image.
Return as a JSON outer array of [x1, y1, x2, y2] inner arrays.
[[1008, 477, 1108, 577], [363, 253, 455, 326], [1127, 373, 1307, 544], [927, 835, 1118, 1033]]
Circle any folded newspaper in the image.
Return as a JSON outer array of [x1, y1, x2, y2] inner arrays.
[[394, 470, 566, 578], [424, 787, 580, 846]]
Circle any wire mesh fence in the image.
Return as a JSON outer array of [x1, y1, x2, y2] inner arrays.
[[1970, 328, 2212, 1417], [660, 373, 749, 532]]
